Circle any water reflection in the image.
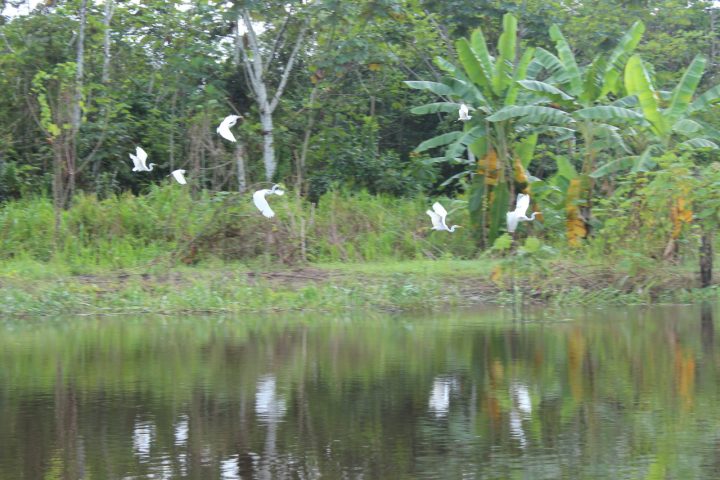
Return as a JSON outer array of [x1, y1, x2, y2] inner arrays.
[[0, 306, 719, 479], [132, 420, 155, 460], [428, 376, 459, 418], [255, 375, 286, 422]]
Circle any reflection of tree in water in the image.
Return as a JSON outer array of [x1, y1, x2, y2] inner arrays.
[[1, 309, 720, 478]]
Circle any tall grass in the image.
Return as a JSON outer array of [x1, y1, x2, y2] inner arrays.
[[0, 186, 478, 270]]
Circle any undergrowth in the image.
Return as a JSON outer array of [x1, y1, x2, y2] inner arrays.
[[0, 186, 476, 270]]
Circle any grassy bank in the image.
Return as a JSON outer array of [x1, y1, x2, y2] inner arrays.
[[1, 188, 718, 316], [0, 187, 476, 270], [0, 258, 717, 317]]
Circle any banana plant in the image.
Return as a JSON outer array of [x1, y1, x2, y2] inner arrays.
[[486, 21, 645, 245], [406, 13, 541, 247], [589, 53, 720, 178]]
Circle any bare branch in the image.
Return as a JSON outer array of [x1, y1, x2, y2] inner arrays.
[[265, 15, 291, 68], [269, 22, 308, 113], [241, 9, 264, 81]]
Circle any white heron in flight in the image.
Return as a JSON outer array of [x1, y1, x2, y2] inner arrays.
[[426, 202, 461, 232], [458, 103, 472, 121], [217, 114, 242, 142], [129, 146, 155, 172], [507, 193, 538, 233], [253, 184, 285, 218], [170, 169, 187, 185]]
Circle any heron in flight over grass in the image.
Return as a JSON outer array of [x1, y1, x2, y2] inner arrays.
[[217, 115, 242, 142], [253, 184, 285, 218], [426, 202, 461, 232], [170, 169, 187, 185], [129, 146, 155, 172], [507, 193, 538, 233]]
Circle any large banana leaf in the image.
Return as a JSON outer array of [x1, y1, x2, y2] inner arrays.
[[487, 105, 572, 124], [410, 102, 462, 114], [517, 80, 573, 102], [590, 156, 638, 178], [516, 134, 538, 169], [555, 156, 578, 180], [505, 48, 536, 106], [434, 56, 461, 76], [470, 29, 495, 84], [415, 131, 462, 152], [445, 125, 487, 158], [611, 95, 639, 108], [689, 84, 720, 113], [404, 81, 455, 97], [456, 38, 491, 91], [492, 13, 517, 96], [573, 106, 645, 123], [624, 55, 666, 137], [680, 138, 719, 149], [666, 54, 707, 126], [601, 20, 645, 96], [672, 118, 703, 136], [533, 47, 565, 78], [549, 25, 582, 95], [579, 54, 606, 105]]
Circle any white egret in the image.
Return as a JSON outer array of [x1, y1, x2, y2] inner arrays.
[[216, 114, 242, 142], [129, 146, 155, 172], [426, 202, 461, 232], [458, 103, 472, 121], [253, 184, 284, 218], [170, 169, 187, 185], [506, 193, 538, 233]]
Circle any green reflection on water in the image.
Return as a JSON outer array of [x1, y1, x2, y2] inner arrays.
[[0, 306, 718, 479]]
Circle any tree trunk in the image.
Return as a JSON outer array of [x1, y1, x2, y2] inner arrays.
[[235, 141, 247, 193], [700, 229, 713, 287], [260, 110, 275, 181], [237, 9, 307, 182], [297, 84, 318, 193], [101, 0, 113, 84], [68, 0, 87, 200]]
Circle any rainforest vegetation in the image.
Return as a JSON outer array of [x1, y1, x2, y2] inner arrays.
[[1, 0, 720, 312]]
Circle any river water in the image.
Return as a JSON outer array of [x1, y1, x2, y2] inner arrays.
[[0, 305, 718, 479]]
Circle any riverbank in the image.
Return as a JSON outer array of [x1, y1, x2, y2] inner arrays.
[[1, 258, 716, 317]]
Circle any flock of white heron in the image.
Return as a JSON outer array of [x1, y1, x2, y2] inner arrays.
[[130, 105, 538, 232]]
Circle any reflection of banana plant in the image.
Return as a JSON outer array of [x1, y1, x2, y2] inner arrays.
[[488, 21, 645, 245], [406, 13, 539, 247]]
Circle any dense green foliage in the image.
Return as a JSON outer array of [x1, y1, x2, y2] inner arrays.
[[1, 0, 720, 281]]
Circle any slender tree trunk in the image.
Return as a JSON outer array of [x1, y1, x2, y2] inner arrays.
[[235, 141, 247, 193], [53, 146, 64, 251], [237, 9, 307, 182], [68, 0, 87, 200], [101, 0, 113, 84], [260, 110, 275, 181], [700, 228, 713, 287], [298, 85, 319, 193]]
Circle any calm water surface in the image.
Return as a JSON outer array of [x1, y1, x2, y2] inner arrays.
[[1, 306, 719, 479]]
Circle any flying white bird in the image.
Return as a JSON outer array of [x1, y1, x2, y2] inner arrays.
[[426, 202, 461, 232], [170, 169, 187, 185], [253, 184, 285, 218], [458, 103, 472, 121], [507, 193, 538, 233], [216, 114, 242, 142], [129, 146, 155, 172]]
